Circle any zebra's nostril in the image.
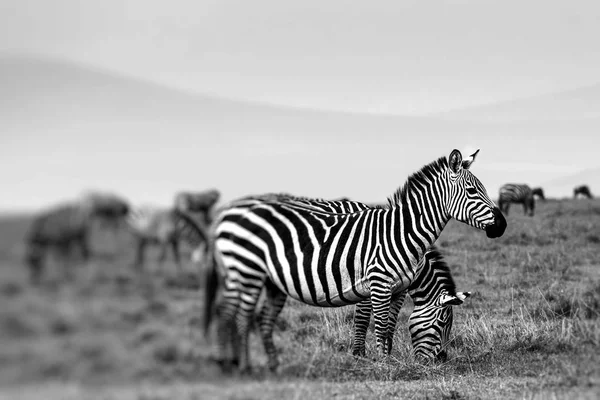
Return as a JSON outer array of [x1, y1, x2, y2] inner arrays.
[[485, 207, 507, 238]]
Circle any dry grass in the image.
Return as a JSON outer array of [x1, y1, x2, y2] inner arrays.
[[0, 199, 599, 399]]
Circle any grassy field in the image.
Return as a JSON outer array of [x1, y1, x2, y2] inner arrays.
[[0, 199, 599, 399]]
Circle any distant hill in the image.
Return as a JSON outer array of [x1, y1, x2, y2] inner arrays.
[[431, 84, 600, 122], [0, 53, 455, 136], [1, 53, 599, 210]]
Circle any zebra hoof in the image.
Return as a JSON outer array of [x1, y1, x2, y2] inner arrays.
[[267, 361, 280, 373], [352, 348, 366, 358], [210, 356, 237, 374]]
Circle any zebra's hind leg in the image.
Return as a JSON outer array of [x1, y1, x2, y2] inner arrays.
[[26, 242, 45, 286], [256, 280, 287, 372], [385, 292, 407, 355], [234, 280, 264, 374], [215, 282, 241, 373], [57, 242, 75, 283], [134, 238, 147, 273], [352, 299, 372, 357], [369, 281, 392, 357]]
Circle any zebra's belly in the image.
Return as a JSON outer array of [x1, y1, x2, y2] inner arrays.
[[287, 274, 371, 307]]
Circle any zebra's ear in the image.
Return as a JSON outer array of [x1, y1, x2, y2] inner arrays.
[[440, 291, 472, 306], [449, 149, 463, 175], [461, 149, 480, 170]]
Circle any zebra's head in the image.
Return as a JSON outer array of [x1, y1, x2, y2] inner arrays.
[[409, 289, 471, 363], [532, 187, 545, 201], [445, 149, 506, 238]]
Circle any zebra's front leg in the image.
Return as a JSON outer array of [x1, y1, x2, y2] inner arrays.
[[170, 239, 183, 275], [370, 283, 393, 357], [352, 299, 372, 357], [385, 292, 407, 355], [257, 280, 287, 372]]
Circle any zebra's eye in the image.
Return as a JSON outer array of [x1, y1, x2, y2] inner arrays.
[[466, 187, 478, 195]]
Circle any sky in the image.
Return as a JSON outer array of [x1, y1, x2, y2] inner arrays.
[[1, 0, 600, 211]]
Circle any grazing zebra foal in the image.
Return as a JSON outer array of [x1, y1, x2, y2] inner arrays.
[[174, 189, 221, 226], [352, 247, 470, 362], [574, 185, 593, 199], [204, 149, 506, 372], [498, 183, 544, 216], [25, 193, 130, 284], [125, 207, 207, 273]]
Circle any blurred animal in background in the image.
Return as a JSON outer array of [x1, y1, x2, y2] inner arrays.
[[24, 192, 130, 285], [125, 206, 207, 274], [573, 185, 593, 199], [498, 183, 544, 216], [174, 189, 220, 226], [79, 191, 130, 231]]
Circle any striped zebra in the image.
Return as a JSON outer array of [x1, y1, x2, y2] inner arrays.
[[498, 184, 544, 216], [212, 194, 470, 365], [574, 185, 593, 199], [25, 193, 130, 284], [125, 207, 208, 273], [352, 246, 470, 362], [207, 195, 469, 366], [203, 149, 506, 372], [174, 189, 221, 226]]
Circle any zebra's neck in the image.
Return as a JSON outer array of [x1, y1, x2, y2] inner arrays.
[[388, 170, 451, 266]]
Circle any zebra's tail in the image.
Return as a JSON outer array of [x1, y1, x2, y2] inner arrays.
[[202, 236, 220, 337]]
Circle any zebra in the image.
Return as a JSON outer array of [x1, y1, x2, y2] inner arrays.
[[203, 149, 506, 372], [574, 185, 593, 199], [25, 193, 130, 284], [125, 207, 208, 273], [212, 193, 471, 365], [174, 189, 221, 226], [498, 184, 544, 216], [352, 246, 470, 362]]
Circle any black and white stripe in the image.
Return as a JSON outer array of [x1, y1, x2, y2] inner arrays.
[[126, 206, 207, 272], [352, 247, 470, 362], [498, 184, 544, 216], [204, 149, 506, 372]]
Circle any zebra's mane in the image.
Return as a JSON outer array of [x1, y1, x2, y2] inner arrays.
[[424, 247, 456, 292], [410, 246, 457, 299], [386, 156, 449, 208]]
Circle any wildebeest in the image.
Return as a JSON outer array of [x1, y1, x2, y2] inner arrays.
[[573, 185, 593, 199], [25, 192, 130, 284]]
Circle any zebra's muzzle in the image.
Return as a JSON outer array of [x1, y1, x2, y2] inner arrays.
[[485, 207, 507, 238]]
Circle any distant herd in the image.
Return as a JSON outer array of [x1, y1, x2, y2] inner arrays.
[[21, 149, 595, 372]]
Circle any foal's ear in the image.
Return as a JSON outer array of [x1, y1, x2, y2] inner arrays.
[[461, 149, 479, 170], [448, 149, 463, 174], [440, 291, 472, 306]]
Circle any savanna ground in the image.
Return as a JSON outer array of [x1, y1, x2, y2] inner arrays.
[[0, 199, 599, 399]]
